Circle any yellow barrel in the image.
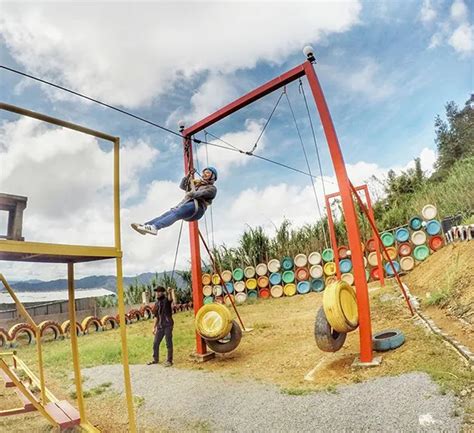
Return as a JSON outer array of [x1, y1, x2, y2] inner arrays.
[[267, 259, 280, 273], [400, 256, 415, 271], [325, 276, 337, 286], [323, 280, 359, 333], [256, 263, 268, 276], [341, 273, 354, 286], [323, 262, 336, 276], [234, 281, 246, 292], [202, 273, 212, 285], [270, 285, 283, 298], [283, 283, 297, 296], [367, 252, 378, 267], [221, 270, 233, 283], [203, 285, 213, 297], [246, 278, 257, 290], [294, 253, 308, 268], [211, 274, 221, 285]]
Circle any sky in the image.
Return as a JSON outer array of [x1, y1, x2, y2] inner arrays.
[[0, 0, 472, 281]]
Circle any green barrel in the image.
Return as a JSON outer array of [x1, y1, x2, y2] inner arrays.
[[413, 245, 430, 261], [203, 296, 214, 304], [380, 232, 395, 247], [247, 290, 258, 299], [321, 248, 334, 262], [282, 270, 295, 284], [281, 256, 294, 271], [232, 268, 244, 281]]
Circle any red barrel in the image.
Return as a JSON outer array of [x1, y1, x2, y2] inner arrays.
[[295, 267, 309, 281], [398, 242, 412, 257], [259, 288, 270, 299], [370, 267, 382, 280], [366, 238, 376, 252], [214, 296, 224, 304], [429, 235, 444, 251], [338, 245, 349, 259]]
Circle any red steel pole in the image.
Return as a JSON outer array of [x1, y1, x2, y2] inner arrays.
[[304, 62, 373, 362], [325, 195, 341, 279]]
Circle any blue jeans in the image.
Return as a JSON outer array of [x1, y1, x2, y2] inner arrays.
[[146, 201, 205, 230]]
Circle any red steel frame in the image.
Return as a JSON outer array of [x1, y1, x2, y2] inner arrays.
[[182, 60, 373, 362], [325, 184, 385, 287]]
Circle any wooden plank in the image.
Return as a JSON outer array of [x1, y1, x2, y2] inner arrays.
[[44, 402, 73, 429], [0, 368, 15, 388], [56, 400, 80, 422], [0, 406, 36, 416], [14, 387, 37, 410]]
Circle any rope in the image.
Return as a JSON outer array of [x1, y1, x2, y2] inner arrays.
[[284, 87, 329, 248], [203, 133, 216, 251], [170, 220, 184, 282]]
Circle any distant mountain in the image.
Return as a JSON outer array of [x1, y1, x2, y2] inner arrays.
[[11, 271, 187, 293]]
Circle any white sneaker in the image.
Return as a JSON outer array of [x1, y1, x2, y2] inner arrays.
[[131, 223, 157, 235]]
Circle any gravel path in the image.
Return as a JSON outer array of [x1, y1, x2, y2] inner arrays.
[[83, 365, 462, 432]]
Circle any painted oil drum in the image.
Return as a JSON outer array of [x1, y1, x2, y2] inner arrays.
[[246, 278, 257, 290], [224, 294, 235, 306], [429, 235, 444, 251], [325, 276, 337, 286], [323, 262, 336, 276], [214, 296, 224, 304], [366, 269, 370, 282], [294, 253, 308, 268], [382, 247, 398, 261], [384, 261, 400, 276], [257, 276, 269, 288], [411, 230, 427, 246], [398, 242, 412, 257], [338, 246, 349, 259], [235, 292, 247, 304], [212, 274, 221, 285], [270, 285, 283, 298], [395, 227, 410, 243], [339, 259, 352, 273], [366, 238, 376, 252], [234, 281, 246, 292], [341, 273, 354, 286], [310, 264, 323, 279], [381, 232, 395, 247], [259, 288, 271, 299], [269, 272, 282, 286], [283, 283, 297, 296], [321, 248, 334, 262], [203, 285, 213, 297], [308, 251, 322, 265], [422, 204, 437, 220], [282, 270, 295, 284], [202, 273, 212, 285], [425, 220, 441, 236], [400, 256, 415, 271], [225, 282, 234, 294], [413, 245, 430, 261], [233, 268, 244, 281], [370, 267, 382, 280], [221, 270, 233, 283], [244, 266, 256, 279], [267, 259, 281, 273], [256, 263, 268, 276], [295, 267, 309, 281], [311, 278, 325, 292], [212, 285, 223, 296], [247, 290, 258, 299], [360, 242, 365, 254], [409, 216, 423, 230], [297, 281, 311, 294], [363, 256, 368, 268], [368, 252, 378, 267], [281, 256, 294, 271], [203, 296, 214, 305]]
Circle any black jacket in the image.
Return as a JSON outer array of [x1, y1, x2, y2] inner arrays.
[[178, 176, 217, 209]]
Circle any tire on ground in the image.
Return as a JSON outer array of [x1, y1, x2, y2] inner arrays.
[[81, 316, 103, 334], [61, 320, 83, 337], [140, 305, 153, 320], [127, 309, 142, 323], [101, 315, 119, 330], [115, 314, 131, 326], [314, 307, 346, 353], [372, 329, 405, 352], [323, 280, 359, 333], [9, 323, 36, 346], [195, 303, 232, 341], [38, 320, 63, 341], [0, 327, 11, 348], [205, 320, 242, 354]]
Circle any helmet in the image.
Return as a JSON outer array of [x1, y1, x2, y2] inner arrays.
[[204, 166, 218, 180]]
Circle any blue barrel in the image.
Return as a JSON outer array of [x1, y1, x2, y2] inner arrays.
[[281, 256, 294, 271], [409, 216, 423, 230], [311, 278, 325, 292], [269, 272, 282, 286], [395, 227, 410, 242], [384, 261, 400, 276], [425, 220, 441, 236], [247, 290, 258, 299], [225, 282, 234, 294], [203, 296, 214, 304], [296, 281, 311, 294], [339, 259, 352, 273]]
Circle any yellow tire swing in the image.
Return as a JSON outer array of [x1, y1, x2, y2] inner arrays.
[[195, 303, 242, 353], [315, 280, 359, 352]]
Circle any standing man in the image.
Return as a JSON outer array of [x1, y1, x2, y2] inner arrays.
[[148, 285, 177, 366]]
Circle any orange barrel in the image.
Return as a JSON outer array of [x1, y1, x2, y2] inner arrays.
[[325, 276, 337, 286], [382, 246, 397, 261], [308, 251, 322, 265], [411, 230, 427, 246], [202, 273, 212, 285], [256, 263, 268, 276], [360, 242, 365, 254], [246, 278, 257, 290], [367, 251, 378, 267], [270, 285, 283, 298], [283, 283, 296, 296], [341, 273, 354, 286], [221, 270, 233, 283], [244, 266, 256, 279], [234, 281, 246, 292], [235, 292, 247, 304], [310, 264, 323, 279], [366, 238, 376, 252], [212, 285, 223, 296], [294, 253, 308, 268], [267, 259, 280, 273], [215, 296, 224, 304], [259, 288, 270, 299], [323, 262, 336, 276], [203, 285, 213, 297], [224, 294, 235, 306], [429, 235, 444, 251], [338, 245, 349, 259], [212, 273, 221, 285], [400, 256, 415, 271], [398, 242, 412, 257], [295, 267, 309, 281], [257, 276, 269, 288]]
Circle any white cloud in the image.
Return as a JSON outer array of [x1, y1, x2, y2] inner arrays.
[[451, 0, 468, 22], [0, 1, 362, 108], [420, 0, 437, 23], [448, 23, 474, 55]]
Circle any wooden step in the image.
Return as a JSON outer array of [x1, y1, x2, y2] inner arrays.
[[44, 401, 81, 430], [13, 387, 37, 411], [0, 368, 15, 388]]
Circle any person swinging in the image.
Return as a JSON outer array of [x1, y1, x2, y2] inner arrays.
[[131, 166, 218, 236]]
